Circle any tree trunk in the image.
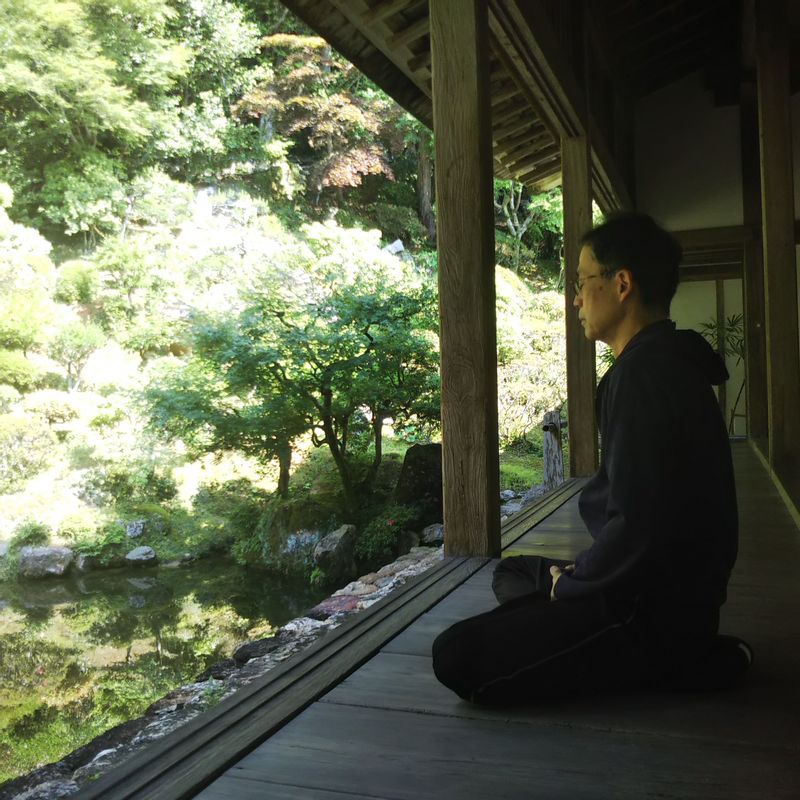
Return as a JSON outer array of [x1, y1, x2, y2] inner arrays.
[[416, 127, 436, 243], [277, 442, 292, 498], [365, 411, 385, 490]]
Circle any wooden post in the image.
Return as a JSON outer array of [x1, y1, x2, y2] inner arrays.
[[562, 135, 599, 476], [715, 279, 727, 418], [740, 0, 768, 452], [430, 0, 501, 557], [755, 0, 800, 472], [542, 410, 565, 491]]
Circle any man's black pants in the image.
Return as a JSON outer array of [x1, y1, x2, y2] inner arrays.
[[431, 556, 645, 705]]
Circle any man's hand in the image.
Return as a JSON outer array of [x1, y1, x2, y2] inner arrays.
[[549, 564, 575, 601]]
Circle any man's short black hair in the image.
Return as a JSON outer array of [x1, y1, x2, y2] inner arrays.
[[581, 212, 682, 314]]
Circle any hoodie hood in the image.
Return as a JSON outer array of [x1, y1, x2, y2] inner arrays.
[[618, 320, 730, 386]]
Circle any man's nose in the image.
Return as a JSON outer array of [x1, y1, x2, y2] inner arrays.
[[573, 292, 581, 308]]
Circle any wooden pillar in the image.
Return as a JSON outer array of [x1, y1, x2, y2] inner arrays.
[[740, 79, 768, 450], [755, 0, 800, 471], [562, 136, 598, 476], [715, 280, 727, 421], [430, 0, 500, 557]]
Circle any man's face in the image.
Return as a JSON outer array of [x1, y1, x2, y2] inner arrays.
[[573, 245, 621, 344]]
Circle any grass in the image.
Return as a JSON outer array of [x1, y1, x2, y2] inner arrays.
[[498, 451, 543, 492]]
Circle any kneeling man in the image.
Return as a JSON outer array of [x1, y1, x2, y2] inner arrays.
[[432, 213, 751, 705]]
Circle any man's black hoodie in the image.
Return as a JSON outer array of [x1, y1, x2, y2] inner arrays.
[[553, 320, 738, 633]]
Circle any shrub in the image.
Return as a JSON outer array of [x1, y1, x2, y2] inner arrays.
[[0, 384, 20, 413], [10, 520, 51, 550], [58, 510, 99, 542], [54, 260, 100, 305], [0, 413, 57, 492], [80, 460, 177, 505], [0, 350, 41, 392], [74, 521, 127, 565], [21, 390, 81, 425], [355, 503, 419, 564]]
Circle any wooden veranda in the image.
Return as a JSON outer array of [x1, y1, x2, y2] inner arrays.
[[78, 442, 800, 798]]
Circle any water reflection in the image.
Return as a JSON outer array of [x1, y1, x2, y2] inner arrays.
[[0, 560, 326, 784]]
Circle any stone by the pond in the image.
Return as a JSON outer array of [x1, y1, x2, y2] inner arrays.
[[72, 749, 118, 783], [394, 443, 442, 526], [15, 780, 79, 799], [124, 546, 157, 566], [232, 635, 285, 665], [420, 523, 444, 546], [128, 595, 146, 609], [195, 658, 238, 682], [124, 520, 145, 538], [307, 595, 360, 619], [127, 577, 157, 590], [500, 501, 523, 516], [19, 547, 74, 578], [395, 529, 419, 556], [333, 581, 378, 597], [0, 540, 9, 558], [75, 552, 125, 572], [313, 524, 356, 585], [500, 489, 517, 501]]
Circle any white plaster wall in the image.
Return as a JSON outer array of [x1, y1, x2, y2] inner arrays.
[[635, 72, 743, 231], [670, 279, 745, 436]]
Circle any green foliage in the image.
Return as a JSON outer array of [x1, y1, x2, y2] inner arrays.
[[127, 169, 195, 229], [0, 384, 21, 413], [0, 295, 49, 354], [21, 390, 81, 425], [498, 450, 543, 492], [9, 519, 51, 550], [0, 350, 42, 392], [73, 520, 127, 560], [80, 458, 177, 505], [39, 152, 128, 239], [54, 260, 100, 305], [57, 508, 99, 542], [48, 321, 106, 390], [354, 503, 418, 564], [0, 413, 57, 492]]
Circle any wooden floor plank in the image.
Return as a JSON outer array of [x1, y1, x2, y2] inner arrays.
[[320, 650, 800, 750], [198, 703, 799, 800]]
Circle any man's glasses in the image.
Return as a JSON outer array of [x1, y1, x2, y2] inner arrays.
[[572, 274, 603, 295]]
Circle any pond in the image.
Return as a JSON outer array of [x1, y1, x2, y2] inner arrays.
[[0, 561, 327, 784]]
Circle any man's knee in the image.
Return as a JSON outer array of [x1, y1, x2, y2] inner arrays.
[[431, 622, 474, 701]]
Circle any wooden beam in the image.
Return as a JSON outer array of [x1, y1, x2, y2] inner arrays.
[[362, 0, 423, 24], [755, 0, 800, 471], [492, 111, 544, 143], [517, 159, 561, 185], [562, 135, 598, 477], [431, 0, 501, 557], [503, 142, 560, 172], [390, 15, 429, 49], [741, 56, 769, 448], [491, 83, 522, 107], [494, 127, 550, 156]]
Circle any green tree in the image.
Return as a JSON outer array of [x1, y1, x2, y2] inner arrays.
[[48, 321, 106, 391], [235, 34, 401, 202]]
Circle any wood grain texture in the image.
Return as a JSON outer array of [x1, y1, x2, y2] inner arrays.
[[740, 80, 769, 448], [755, 0, 800, 471], [202, 702, 799, 800], [430, 0, 500, 557], [562, 135, 599, 477]]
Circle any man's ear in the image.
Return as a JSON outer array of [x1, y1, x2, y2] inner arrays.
[[615, 268, 634, 302]]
